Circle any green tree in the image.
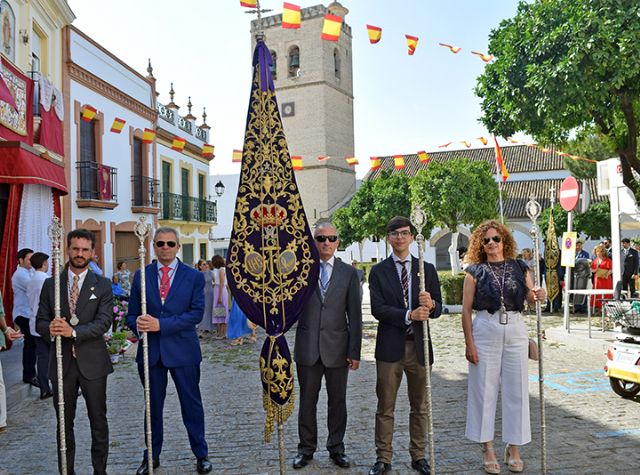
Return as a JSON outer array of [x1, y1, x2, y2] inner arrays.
[[562, 130, 617, 179], [476, 0, 640, 200], [539, 201, 611, 241], [410, 158, 498, 273]]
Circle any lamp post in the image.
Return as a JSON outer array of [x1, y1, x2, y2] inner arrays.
[[214, 180, 225, 197]]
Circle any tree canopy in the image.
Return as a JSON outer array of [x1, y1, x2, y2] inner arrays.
[[476, 0, 640, 200], [539, 201, 611, 241]]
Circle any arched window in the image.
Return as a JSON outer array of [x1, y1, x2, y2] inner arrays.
[[270, 51, 277, 80], [288, 46, 300, 77], [333, 49, 340, 79]]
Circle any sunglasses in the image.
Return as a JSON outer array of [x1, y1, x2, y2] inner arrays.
[[155, 240, 177, 248], [315, 235, 338, 243], [483, 236, 502, 245]]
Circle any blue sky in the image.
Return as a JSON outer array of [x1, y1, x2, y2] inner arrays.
[[67, 0, 527, 178]]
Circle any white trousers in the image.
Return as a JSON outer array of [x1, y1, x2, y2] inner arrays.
[[0, 359, 6, 427], [465, 310, 531, 445]]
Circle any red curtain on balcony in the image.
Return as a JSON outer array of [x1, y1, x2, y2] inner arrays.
[[0, 183, 23, 331], [98, 164, 111, 200], [0, 58, 34, 144], [38, 75, 64, 156]]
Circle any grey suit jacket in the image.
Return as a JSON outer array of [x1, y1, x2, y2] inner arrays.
[[36, 270, 114, 381], [295, 258, 362, 368]]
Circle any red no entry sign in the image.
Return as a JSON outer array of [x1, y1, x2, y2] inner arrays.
[[559, 176, 580, 211]]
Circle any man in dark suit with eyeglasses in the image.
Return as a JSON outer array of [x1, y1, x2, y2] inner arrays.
[[367, 216, 442, 475], [292, 223, 362, 470]]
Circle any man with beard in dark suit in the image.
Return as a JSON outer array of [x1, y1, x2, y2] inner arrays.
[[36, 229, 113, 475], [367, 216, 442, 475], [621, 238, 639, 297], [293, 222, 362, 470]]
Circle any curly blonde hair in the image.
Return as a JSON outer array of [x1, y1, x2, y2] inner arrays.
[[464, 220, 517, 264], [593, 244, 607, 259]]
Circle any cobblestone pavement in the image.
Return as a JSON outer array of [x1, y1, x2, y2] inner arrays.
[[1, 303, 639, 475]]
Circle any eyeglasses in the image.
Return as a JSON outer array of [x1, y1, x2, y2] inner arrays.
[[483, 236, 502, 245], [155, 241, 177, 248], [315, 235, 338, 243], [388, 230, 412, 238]]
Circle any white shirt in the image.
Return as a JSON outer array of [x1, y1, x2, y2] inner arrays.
[[392, 253, 413, 325], [27, 271, 48, 337], [11, 266, 33, 318]]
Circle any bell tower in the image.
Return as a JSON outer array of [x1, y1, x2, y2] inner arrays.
[[251, 2, 356, 225]]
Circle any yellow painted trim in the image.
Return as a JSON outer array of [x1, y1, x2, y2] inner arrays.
[[606, 367, 640, 384], [160, 156, 175, 193]]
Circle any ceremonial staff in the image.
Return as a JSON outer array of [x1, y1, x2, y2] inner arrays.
[[48, 217, 67, 475], [134, 217, 153, 474], [410, 205, 436, 473], [526, 196, 548, 474]]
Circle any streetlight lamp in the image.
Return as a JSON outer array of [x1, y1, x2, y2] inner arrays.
[[214, 180, 225, 197]]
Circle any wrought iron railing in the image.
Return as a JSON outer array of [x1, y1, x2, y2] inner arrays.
[[158, 103, 175, 124], [131, 175, 160, 208], [160, 192, 217, 223], [77, 161, 117, 201]]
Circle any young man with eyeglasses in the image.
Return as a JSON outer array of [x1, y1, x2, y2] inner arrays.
[[127, 227, 212, 474], [293, 223, 362, 470], [367, 216, 442, 475]]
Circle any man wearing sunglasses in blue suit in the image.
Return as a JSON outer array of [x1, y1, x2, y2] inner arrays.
[[127, 227, 212, 475]]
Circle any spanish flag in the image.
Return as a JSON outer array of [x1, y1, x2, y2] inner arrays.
[[81, 105, 97, 122], [321, 14, 342, 41], [172, 137, 186, 152], [471, 51, 494, 63], [282, 3, 301, 29], [493, 136, 509, 182], [405, 35, 419, 55], [366, 25, 382, 44], [202, 144, 215, 158], [142, 128, 156, 144], [110, 117, 126, 133], [370, 157, 381, 171], [477, 136, 488, 146], [394, 155, 405, 170], [417, 151, 430, 164], [345, 156, 358, 166], [438, 142, 452, 148], [291, 156, 303, 170], [461, 140, 471, 148], [439, 42, 462, 54], [317, 155, 329, 162], [232, 149, 243, 163], [240, 0, 257, 7]]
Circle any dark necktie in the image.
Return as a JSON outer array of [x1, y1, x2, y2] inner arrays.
[[399, 260, 409, 306], [69, 274, 79, 318], [160, 266, 171, 302]]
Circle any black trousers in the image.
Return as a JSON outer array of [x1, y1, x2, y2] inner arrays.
[[297, 360, 349, 456], [622, 273, 636, 297], [35, 336, 51, 395], [14, 316, 36, 380], [52, 358, 109, 475]]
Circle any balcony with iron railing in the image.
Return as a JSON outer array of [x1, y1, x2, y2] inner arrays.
[[160, 192, 217, 223], [76, 161, 118, 209], [131, 175, 160, 213]]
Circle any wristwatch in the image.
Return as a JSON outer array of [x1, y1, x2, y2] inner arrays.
[[71, 329, 77, 339]]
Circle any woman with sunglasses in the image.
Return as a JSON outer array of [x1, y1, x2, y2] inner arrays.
[[461, 220, 545, 474]]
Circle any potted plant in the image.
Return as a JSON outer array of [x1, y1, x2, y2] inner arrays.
[[107, 331, 127, 363]]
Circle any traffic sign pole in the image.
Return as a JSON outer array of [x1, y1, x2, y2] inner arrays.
[[559, 177, 580, 332]]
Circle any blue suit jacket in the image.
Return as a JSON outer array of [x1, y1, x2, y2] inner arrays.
[[126, 260, 205, 368]]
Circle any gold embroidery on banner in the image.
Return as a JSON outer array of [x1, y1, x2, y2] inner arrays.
[[259, 336, 294, 442]]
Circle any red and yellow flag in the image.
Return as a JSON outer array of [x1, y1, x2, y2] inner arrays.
[[394, 155, 405, 170], [317, 155, 329, 162], [461, 140, 472, 148], [142, 128, 156, 144], [370, 156, 381, 171], [477, 136, 488, 146], [345, 156, 358, 166], [291, 156, 303, 170], [493, 136, 509, 182], [232, 149, 243, 163], [417, 150, 430, 164], [321, 14, 342, 41], [405, 35, 419, 55], [366, 25, 382, 44], [240, 0, 257, 8], [171, 136, 186, 152], [81, 105, 97, 122], [438, 42, 462, 54], [557, 151, 570, 157], [282, 3, 301, 29], [110, 117, 126, 133], [471, 51, 494, 63], [202, 144, 215, 158], [438, 142, 452, 148]]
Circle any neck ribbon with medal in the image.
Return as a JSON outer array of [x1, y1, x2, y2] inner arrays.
[[487, 261, 508, 324]]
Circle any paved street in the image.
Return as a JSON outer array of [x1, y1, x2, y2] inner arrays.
[[1, 294, 639, 474]]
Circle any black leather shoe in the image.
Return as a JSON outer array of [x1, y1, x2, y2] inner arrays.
[[411, 458, 431, 475], [135, 458, 159, 475], [330, 453, 351, 468], [39, 391, 53, 400], [292, 453, 313, 469], [369, 461, 391, 475], [23, 377, 40, 387], [197, 457, 212, 474]]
